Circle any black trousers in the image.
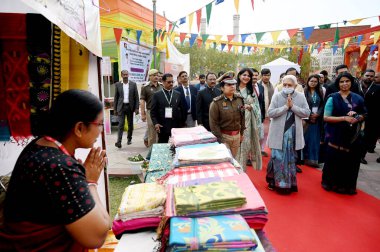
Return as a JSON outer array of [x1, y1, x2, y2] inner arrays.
[[158, 131, 170, 143], [116, 103, 133, 143]]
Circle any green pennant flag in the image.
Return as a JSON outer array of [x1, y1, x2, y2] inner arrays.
[[213, 42, 217, 49], [255, 32, 265, 43], [318, 24, 331, 29], [201, 34, 209, 44], [171, 21, 177, 33], [333, 27, 340, 45], [242, 45, 245, 53], [153, 29, 157, 44], [206, 3, 213, 25], [126, 29, 131, 35]]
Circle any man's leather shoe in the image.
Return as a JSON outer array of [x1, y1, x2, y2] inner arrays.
[[127, 140, 132, 145], [246, 159, 252, 166], [296, 166, 302, 173], [115, 142, 121, 148], [261, 151, 268, 157], [376, 157, 380, 163], [144, 139, 148, 147], [360, 158, 368, 164]]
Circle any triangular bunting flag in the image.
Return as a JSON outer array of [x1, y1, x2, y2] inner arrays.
[[247, 46, 252, 53], [369, 44, 377, 55], [213, 42, 217, 49], [171, 21, 177, 33], [158, 29, 162, 38], [214, 35, 222, 44], [113, 28, 123, 45], [308, 44, 313, 53], [270, 48, 274, 53], [197, 39, 202, 48], [221, 43, 226, 51], [333, 27, 340, 45], [201, 34, 209, 44], [317, 44, 323, 53], [206, 3, 213, 26], [227, 35, 235, 43], [196, 9, 202, 33], [318, 24, 331, 29], [168, 23, 173, 33], [338, 39, 344, 47], [255, 32, 265, 43], [170, 33, 176, 43], [205, 42, 210, 50], [374, 31, 380, 44], [234, 46, 238, 54], [298, 49, 304, 64], [303, 45, 309, 52], [161, 30, 166, 42], [136, 30, 142, 45], [271, 30, 282, 43], [234, 0, 240, 13], [189, 34, 198, 47], [188, 13, 194, 32], [179, 17, 186, 25], [242, 45, 245, 53], [349, 18, 363, 25], [216, 0, 224, 4], [251, 0, 254, 11], [344, 38, 350, 49], [303, 26, 314, 41], [179, 33, 187, 44], [360, 45, 367, 56], [332, 45, 338, 55], [153, 29, 158, 44], [287, 29, 298, 38], [357, 35, 363, 45], [241, 34, 249, 44], [228, 44, 233, 52], [126, 28, 131, 35]]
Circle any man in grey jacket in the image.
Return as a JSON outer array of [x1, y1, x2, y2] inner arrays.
[[114, 70, 139, 148]]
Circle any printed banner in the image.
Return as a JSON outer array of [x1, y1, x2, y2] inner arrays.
[[120, 41, 153, 83]]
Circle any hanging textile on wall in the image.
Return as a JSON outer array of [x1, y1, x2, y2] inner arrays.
[[26, 14, 52, 136], [0, 13, 32, 142], [52, 25, 62, 100]]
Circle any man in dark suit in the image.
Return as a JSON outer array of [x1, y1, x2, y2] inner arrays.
[[251, 68, 265, 123], [114, 70, 139, 148], [196, 72, 221, 131], [150, 73, 186, 143], [175, 71, 198, 127]]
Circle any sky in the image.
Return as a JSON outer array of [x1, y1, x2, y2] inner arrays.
[[134, 0, 380, 43]]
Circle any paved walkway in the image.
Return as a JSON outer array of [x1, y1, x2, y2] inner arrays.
[[106, 125, 380, 199]]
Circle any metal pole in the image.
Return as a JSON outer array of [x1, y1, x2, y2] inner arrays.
[[153, 0, 157, 69]]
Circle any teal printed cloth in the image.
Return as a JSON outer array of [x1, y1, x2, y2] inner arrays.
[[145, 143, 174, 183]]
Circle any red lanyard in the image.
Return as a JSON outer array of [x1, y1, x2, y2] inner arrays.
[[44, 136, 73, 157]]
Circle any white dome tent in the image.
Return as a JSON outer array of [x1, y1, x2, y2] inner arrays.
[[261, 57, 301, 85]]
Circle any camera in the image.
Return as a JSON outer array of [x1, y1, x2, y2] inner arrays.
[[353, 114, 361, 120]]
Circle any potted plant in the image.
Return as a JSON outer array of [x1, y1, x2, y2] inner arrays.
[[127, 154, 145, 173], [140, 160, 149, 178]]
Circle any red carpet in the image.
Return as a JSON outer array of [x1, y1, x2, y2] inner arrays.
[[247, 155, 380, 252]]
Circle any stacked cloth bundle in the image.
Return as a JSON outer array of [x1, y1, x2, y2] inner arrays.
[[170, 126, 217, 147], [166, 174, 268, 230], [144, 143, 174, 183], [112, 183, 166, 239], [173, 142, 233, 167], [174, 181, 246, 215], [168, 214, 263, 251]]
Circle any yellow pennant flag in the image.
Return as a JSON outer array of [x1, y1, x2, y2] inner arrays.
[[234, 0, 240, 13], [374, 31, 380, 44], [165, 39, 170, 59], [344, 38, 350, 49], [170, 32, 176, 43], [360, 45, 367, 56], [234, 46, 238, 55], [214, 35, 222, 45], [308, 44, 313, 53], [188, 12, 194, 32], [279, 47, 284, 54], [349, 18, 364, 25], [270, 30, 282, 43], [205, 42, 210, 50]]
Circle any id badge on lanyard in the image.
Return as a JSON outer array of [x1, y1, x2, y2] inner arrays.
[[312, 106, 318, 113], [165, 107, 173, 118]]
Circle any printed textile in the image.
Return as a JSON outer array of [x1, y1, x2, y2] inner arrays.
[[118, 183, 166, 215], [170, 126, 217, 147], [174, 181, 246, 215], [144, 143, 174, 183], [168, 214, 258, 251]]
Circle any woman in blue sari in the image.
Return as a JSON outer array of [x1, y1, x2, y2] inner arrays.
[[303, 75, 325, 167], [266, 75, 310, 194], [322, 72, 366, 195]]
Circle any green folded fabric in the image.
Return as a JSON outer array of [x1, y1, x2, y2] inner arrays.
[[174, 181, 246, 215]]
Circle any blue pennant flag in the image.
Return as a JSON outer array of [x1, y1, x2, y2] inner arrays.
[[241, 34, 249, 44], [179, 17, 186, 25], [136, 30, 142, 45], [247, 46, 252, 52], [332, 45, 338, 55], [215, 0, 224, 5], [357, 35, 363, 45], [369, 44, 377, 55], [189, 34, 198, 47], [302, 26, 315, 41], [221, 43, 226, 51]]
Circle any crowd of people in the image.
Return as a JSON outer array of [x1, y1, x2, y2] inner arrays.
[[115, 64, 380, 196]]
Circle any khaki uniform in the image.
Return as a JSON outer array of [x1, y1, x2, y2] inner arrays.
[[140, 82, 162, 147], [209, 93, 245, 158]]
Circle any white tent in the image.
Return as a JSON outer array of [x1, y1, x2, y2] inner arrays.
[[261, 57, 300, 85]]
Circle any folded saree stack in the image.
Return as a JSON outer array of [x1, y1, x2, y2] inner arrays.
[[170, 126, 217, 147], [112, 183, 166, 239]]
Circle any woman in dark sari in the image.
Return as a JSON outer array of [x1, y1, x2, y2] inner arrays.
[[322, 72, 366, 195], [303, 75, 325, 167]]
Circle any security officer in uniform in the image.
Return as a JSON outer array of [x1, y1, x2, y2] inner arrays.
[[209, 76, 245, 158]]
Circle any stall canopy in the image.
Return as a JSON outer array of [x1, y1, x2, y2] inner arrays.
[[261, 58, 301, 84], [4, 0, 103, 56]]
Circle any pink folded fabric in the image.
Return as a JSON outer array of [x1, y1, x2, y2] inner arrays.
[[170, 126, 217, 147], [157, 162, 239, 185], [112, 217, 161, 236]]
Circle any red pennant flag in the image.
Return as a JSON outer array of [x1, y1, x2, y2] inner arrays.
[[251, 0, 254, 10], [317, 44, 323, 53], [113, 28, 123, 45], [179, 33, 187, 44], [338, 39, 344, 47], [293, 46, 298, 53], [287, 29, 298, 38], [168, 23, 173, 33], [228, 44, 233, 52], [197, 39, 202, 48], [363, 33, 371, 41], [196, 9, 202, 33], [298, 49, 304, 64], [227, 35, 235, 43]]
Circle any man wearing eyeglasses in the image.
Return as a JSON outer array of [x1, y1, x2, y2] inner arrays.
[[209, 76, 245, 158], [150, 73, 186, 143], [114, 70, 139, 148]]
